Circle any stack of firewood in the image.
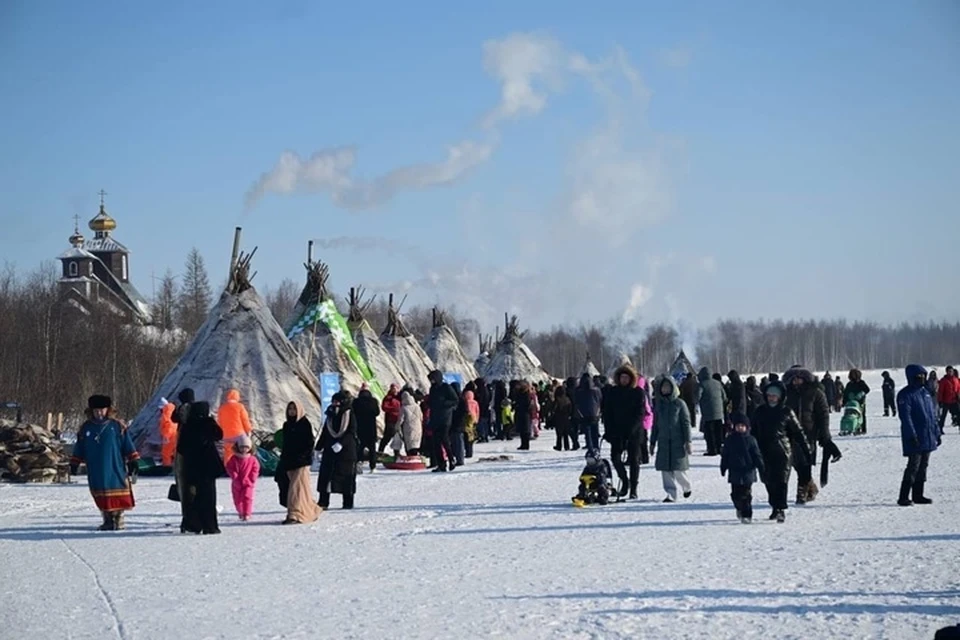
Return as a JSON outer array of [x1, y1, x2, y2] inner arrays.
[[0, 419, 70, 483]]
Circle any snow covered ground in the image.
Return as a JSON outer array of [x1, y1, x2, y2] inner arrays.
[[1, 369, 958, 639]]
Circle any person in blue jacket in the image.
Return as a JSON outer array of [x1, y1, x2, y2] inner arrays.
[[896, 364, 941, 506]]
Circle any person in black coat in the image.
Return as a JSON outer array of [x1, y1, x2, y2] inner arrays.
[[822, 373, 836, 412], [316, 392, 359, 509], [881, 371, 897, 418], [783, 366, 841, 505], [564, 377, 581, 450], [744, 376, 764, 419], [751, 381, 812, 522], [428, 370, 459, 471], [844, 369, 871, 434], [176, 401, 224, 534], [574, 373, 603, 452], [551, 386, 574, 451], [352, 387, 381, 472], [602, 365, 648, 499], [720, 413, 765, 523], [512, 381, 533, 450], [475, 378, 492, 443], [727, 370, 748, 416]]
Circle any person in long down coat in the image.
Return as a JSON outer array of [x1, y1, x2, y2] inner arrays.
[[280, 401, 321, 524], [317, 391, 359, 509], [897, 365, 940, 506], [602, 365, 648, 500], [697, 367, 728, 457], [353, 386, 381, 472], [551, 386, 573, 451], [70, 395, 140, 531], [679, 373, 701, 430], [177, 401, 224, 534], [513, 380, 534, 451], [751, 381, 812, 523], [744, 376, 764, 420], [783, 366, 841, 505], [395, 390, 423, 456], [727, 370, 748, 416], [651, 377, 693, 503]]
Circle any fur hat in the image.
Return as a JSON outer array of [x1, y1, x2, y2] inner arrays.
[[235, 435, 253, 451], [158, 397, 169, 409], [88, 395, 112, 410]]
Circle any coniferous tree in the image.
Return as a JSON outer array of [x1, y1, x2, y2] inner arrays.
[[176, 248, 212, 335]]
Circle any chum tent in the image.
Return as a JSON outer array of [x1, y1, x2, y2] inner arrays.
[[346, 287, 408, 392], [380, 295, 436, 392], [128, 241, 323, 460], [285, 258, 373, 398], [484, 314, 552, 384], [422, 309, 477, 383]]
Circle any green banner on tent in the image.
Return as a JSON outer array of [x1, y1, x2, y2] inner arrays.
[[288, 299, 384, 400]]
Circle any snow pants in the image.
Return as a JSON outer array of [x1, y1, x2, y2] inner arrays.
[[703, 420, 725, 455], [731, 483, 753, 519], [661, 470, 691, 501]]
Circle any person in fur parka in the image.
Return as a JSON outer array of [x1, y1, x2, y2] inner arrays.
[[602, 365, 648, 499], [316, 391, 359, 509]]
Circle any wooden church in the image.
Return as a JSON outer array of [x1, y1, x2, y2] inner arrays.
[[57, 191, 151, 323]]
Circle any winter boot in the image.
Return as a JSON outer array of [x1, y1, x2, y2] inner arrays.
[[617, 473, 629, 497], [805, 481, 819, 502], [740, 516, 752, 524], [775, 510, 785, 523], [629, 481, 638, 501], [342, 493, 355, 510], [683, 490, 692, 499], [898, 478, 913, 506], [795, 485, 807, 505], [768, 509, 778, 520], [912, 482, 932, 505], [318, 492, 331, 509], [97, 511, 113, 531], [113, 512, 125, 530]]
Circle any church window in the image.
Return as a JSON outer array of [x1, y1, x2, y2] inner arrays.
[[68, 261, 78, 277]]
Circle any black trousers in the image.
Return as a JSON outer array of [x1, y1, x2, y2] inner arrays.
[[939, 403, 960, 429], [360, 439, 377, 470], [181, 479, 219, 534], [319, 491, 354, 509], [765, 480, 788, 510], [378, 422, 398, 454], [519, 430, 530, 450], [555, 427, 571, 450], [902, 452, 930, 491], [795, 462, 813, 487], [883, 393, 897, 416], [610, 435, 642, 488], [704, 420, 724, 455], [432, 425, 453, 469], [731, 483, 753, 518]]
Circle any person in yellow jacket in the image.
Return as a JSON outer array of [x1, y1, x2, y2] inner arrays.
[[158, 398, 178, 467], [218, 389, 252, 465]]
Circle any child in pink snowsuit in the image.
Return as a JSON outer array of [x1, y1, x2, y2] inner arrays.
[[225, 435, 260, 521]]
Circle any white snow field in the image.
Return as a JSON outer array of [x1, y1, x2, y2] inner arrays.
[[1, 369, 958, 639]]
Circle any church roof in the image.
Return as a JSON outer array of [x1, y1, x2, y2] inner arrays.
[[58, 247, 97, 260], [83, 236, 130, 253]]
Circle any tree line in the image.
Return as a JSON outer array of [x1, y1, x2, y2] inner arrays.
[[2, 255, 958, 427]]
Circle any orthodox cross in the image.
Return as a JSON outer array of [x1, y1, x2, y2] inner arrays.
[[98, 189, 108, 207], [72, 213, 81, 231]]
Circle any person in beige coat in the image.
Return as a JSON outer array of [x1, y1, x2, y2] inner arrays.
[[395, 390, 424, 456]]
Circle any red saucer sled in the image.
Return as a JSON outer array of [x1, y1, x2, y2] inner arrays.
[[379, 455, 427, 471]]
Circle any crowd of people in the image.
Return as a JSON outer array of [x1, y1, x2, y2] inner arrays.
[[66, 360, 952, 532]]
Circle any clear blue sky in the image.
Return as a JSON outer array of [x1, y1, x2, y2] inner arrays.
[[1, 0, 957, 332]]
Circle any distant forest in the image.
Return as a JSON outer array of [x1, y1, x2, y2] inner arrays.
[[2, 258, 958, 426]]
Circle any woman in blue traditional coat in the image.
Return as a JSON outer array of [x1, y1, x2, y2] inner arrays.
[[70, 395, 140, 531]]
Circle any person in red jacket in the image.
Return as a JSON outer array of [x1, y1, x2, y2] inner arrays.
[[379, 384, 402, 454], [936, 366, 960, 433]]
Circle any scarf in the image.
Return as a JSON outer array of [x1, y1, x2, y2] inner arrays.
[[325, 409, 352, 439]]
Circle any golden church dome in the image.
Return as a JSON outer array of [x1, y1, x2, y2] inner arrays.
[[68, 227, 85, 247], [88, 204, 117, 234]]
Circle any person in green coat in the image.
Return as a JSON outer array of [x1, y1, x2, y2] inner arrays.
[[651, 376, 693, 503]]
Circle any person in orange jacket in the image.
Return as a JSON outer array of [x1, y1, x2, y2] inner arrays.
[[158, 398, 178, 467], [218, 389, 252, 465]]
